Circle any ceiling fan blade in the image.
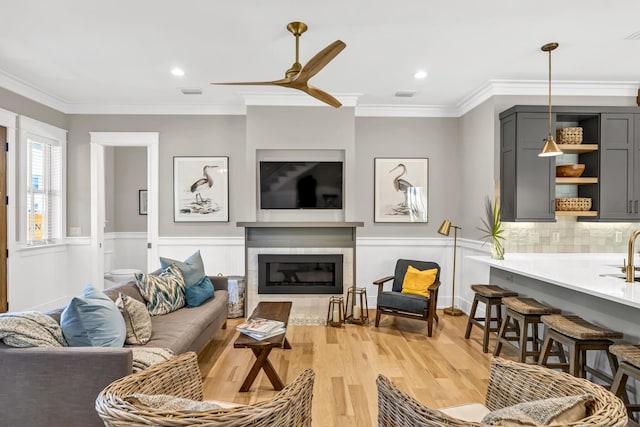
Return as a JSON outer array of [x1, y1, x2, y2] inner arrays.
[[299, 84, 342, 108], [295, 40, 346, 82], [211, 78, 292, 86]]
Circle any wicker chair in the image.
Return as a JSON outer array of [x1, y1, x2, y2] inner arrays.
[[95, 352, 314, 427], [377, 357, 627, 427]]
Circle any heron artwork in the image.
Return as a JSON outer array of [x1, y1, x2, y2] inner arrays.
[[190, 165, 218, 205], [389, 163, 412, 211]]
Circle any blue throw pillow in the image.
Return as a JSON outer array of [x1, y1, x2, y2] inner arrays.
[[185, 276, 215, 308], [60, 284, 126, 347], [159, 250, 206, 287]]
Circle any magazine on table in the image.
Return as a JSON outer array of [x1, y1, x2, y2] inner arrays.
[[236, 317, 285, 337], [238, 325, 286, 341]]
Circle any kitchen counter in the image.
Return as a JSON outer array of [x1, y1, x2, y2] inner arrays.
[[468, 253, 640, 309], [467, 253, 640, 343]]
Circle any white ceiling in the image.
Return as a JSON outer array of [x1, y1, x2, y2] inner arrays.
[[1, 0, 640, 115]]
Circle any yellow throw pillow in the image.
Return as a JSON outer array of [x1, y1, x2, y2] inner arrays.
[[401, 266, 438, 297]]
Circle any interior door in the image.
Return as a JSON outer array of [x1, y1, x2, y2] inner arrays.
[[0, 126, 6, 312], [90, 143, 105, 289]]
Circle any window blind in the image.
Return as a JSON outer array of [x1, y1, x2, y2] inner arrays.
[[26, 135, 62, 244]]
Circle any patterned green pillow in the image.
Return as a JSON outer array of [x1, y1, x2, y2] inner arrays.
[[134, 265, 186, 316]]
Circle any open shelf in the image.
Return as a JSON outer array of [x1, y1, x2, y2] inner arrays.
[[557, 144, 598, 153], [555, 211, 598, 217], [555, 177, 598, 185]]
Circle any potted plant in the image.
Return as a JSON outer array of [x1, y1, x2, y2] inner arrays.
[[478, 196, 505, 260]]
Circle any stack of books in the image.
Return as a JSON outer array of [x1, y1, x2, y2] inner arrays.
[[236, 317, 286, 340]]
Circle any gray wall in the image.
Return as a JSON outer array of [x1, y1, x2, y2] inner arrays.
[[0, 87, 66, 130], [355, 117, 460, 237], [66, 114, 247, 237], [114, 146, 146, 232]]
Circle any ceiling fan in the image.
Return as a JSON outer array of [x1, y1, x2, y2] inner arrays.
[[212, 22, 346, 108]]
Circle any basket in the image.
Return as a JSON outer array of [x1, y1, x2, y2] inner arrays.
[[555, 197, 592, 211], [556, 127, 583, 144]]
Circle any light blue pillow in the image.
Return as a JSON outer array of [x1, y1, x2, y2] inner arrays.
[[60, 284, 126, 347], [185, 276, 215, 308], [159, 250, 205, 287]]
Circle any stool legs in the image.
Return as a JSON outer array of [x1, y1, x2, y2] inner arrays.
[[465, 294, 503, 353], [464, 297, 478, 339], [611, 362, 640, 420]]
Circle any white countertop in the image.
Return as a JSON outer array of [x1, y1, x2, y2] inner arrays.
[[467, 253, 640, 310]]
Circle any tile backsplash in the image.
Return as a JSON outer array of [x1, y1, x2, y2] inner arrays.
[[503, 218, 640, 254]]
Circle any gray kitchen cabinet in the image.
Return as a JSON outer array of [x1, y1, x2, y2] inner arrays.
[[598, 113, 640, 220], [500, 111, 555, 222]]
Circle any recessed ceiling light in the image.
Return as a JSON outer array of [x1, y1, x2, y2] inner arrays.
[[171, 68, 185, 77], [414, 70, 428, 79]]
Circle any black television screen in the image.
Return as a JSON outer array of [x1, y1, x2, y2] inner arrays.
[[259, 161, 343, 209]]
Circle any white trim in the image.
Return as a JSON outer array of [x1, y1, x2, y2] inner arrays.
[[105, 231, 147, 240], [17, 116, 68, 139], [0, 108, 17, 127], [65, 236, 91, 245], [90, 132, 159, 289], [240, 92, 360, 108], [66, 103, 247, 116], [2, 77, 639, 118], [157, 236, 244, 246]]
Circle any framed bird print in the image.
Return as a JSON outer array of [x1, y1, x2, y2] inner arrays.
[[173, 156, 229, 222], [374, 157, 428, 223]]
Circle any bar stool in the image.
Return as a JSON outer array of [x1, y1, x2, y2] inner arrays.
[[464, 284, 518, 353], [609, 344, 640, 421], [493, 297, 561, 363], [538, 314, 622, 382]]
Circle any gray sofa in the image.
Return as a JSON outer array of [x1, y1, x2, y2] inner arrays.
[[0, 276, 229, 427]]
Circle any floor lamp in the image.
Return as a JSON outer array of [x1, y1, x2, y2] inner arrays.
[[438, 220, 463, 316]]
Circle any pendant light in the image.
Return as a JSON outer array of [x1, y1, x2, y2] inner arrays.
[[538, 42, 563, 157]]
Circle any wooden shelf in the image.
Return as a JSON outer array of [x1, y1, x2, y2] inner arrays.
[[557, 144, 598, 153], [555, 177, 598, 185], [555, 211, 598, 217]]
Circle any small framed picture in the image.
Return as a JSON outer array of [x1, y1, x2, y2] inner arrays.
[[374, 157, 429, 223], [173, 156, 229, 222], [138, 190, 148, 215]]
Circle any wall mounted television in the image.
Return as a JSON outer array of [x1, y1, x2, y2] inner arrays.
[[259, 161, 343, 209]]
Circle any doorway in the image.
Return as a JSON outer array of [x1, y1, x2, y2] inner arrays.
[[90, 132, 159, 290], [0, 126, 6, 312]]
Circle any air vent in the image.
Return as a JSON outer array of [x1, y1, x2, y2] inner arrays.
[[394, 90, 417, 98], [624, 30, 640, 40], [180, 87, 203, 95]]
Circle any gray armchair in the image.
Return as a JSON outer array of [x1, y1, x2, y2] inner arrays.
[[374, 260, 441, 337]]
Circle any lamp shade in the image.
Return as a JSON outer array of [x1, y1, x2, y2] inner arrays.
[[538, 135, 563, 157], [437, 219, 451, 236]]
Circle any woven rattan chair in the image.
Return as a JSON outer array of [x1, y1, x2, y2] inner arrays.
[[95, 352, 314, 427], [377, 357, 627, 427]]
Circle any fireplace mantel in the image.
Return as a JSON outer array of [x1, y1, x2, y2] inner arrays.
[[237, 221, 364, 228]]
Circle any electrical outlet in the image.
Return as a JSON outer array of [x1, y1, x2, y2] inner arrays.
[[552, 232, 560, 243], [69, 226, 81, 237], [615, 231, 623, 243]]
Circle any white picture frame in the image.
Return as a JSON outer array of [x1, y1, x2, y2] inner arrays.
[[173, 156, 229, 222], [374, 157, 428, 223]]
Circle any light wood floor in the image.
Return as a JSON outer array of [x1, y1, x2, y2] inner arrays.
[[198, 311, 519, 427]]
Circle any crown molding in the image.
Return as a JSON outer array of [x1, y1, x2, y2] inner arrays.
[[1, 68, 638, 117], [240, 92, 360, 108], [64, 103, 247, 115], [355, 104, 458, 117]]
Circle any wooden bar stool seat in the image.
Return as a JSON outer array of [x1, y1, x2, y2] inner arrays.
[[609, 344, 640, 421], [538, 314, 623, 383], [493, 297, 561, 363], [464, 284, 518, 353]]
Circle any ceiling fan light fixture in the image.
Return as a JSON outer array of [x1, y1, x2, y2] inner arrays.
[[538, 42, 562, 157]]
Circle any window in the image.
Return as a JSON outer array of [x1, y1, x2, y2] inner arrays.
[[18, 117, 66, 246]]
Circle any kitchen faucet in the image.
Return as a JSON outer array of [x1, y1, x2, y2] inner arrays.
[[623, 229, 640, 283]]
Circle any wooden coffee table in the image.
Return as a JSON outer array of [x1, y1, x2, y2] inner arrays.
[[234, 301, 292, 392]]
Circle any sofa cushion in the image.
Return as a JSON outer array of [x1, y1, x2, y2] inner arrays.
[[117, 293, 152, 345], [185, 276, 215, 308], [481, 394, 592, 426], [61, 284, 126, 347], [0, 311, 67, 347], [135, 265, 186, 316], [160, 250, 206, 287]]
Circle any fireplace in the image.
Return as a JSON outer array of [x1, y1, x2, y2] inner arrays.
[[258, 254, 343, 294]]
